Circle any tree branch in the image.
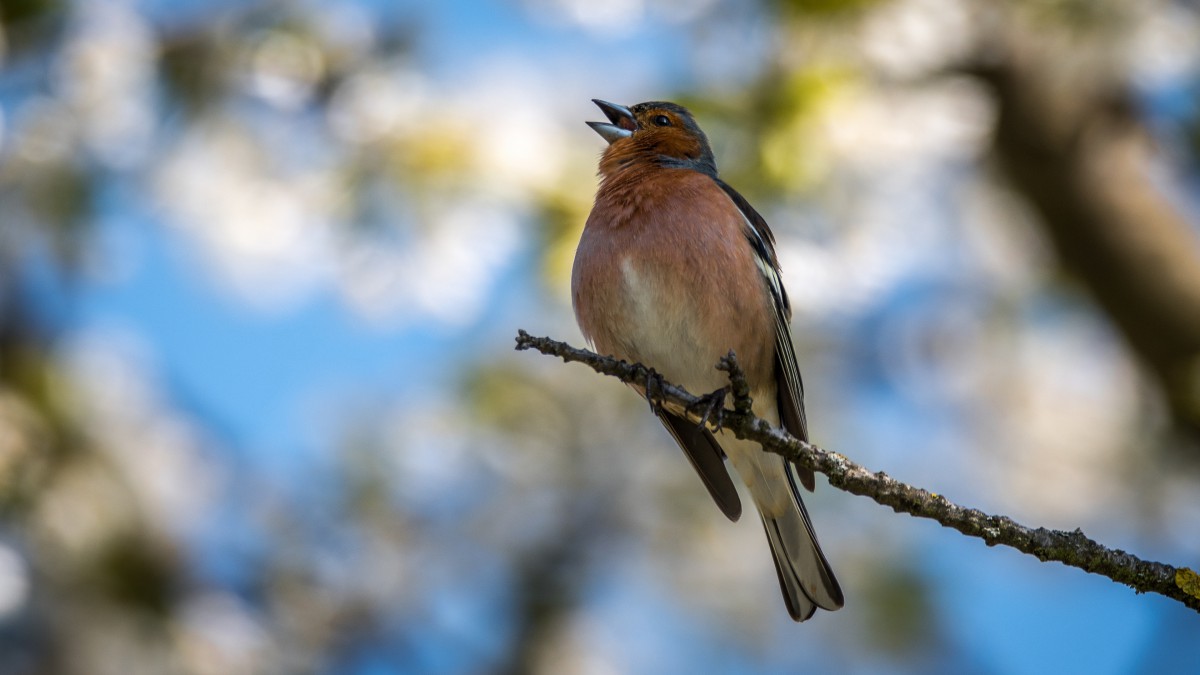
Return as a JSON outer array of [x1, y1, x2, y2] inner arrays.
[[970, 45, 1200, 438], [515, 330, 1200, 614]]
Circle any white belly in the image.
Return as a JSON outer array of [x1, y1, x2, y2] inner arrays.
[[619, 257, 728, 395]]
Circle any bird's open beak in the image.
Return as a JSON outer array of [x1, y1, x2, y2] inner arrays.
[[587, 99, 636, 144]]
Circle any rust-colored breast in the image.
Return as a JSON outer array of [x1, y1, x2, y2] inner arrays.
[[571, 169, 776, 393]]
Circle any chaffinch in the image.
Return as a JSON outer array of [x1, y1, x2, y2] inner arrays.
[[572, 99, 843, 621]]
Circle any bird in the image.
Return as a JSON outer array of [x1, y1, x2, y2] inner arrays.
[[571, 99, 843, 621]]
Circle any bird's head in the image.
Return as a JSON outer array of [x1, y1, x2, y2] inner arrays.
[[587, 99, 716, 175]]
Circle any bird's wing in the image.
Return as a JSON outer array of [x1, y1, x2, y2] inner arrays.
[[714, 179, 814, 491], [656, 410, 743, 522]]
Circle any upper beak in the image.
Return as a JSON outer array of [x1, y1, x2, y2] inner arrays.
[[587, 99, 636, 144]]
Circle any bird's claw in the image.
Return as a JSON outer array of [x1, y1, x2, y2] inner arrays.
[[690, 386, 729, 433], [644, 368, 667, 415]]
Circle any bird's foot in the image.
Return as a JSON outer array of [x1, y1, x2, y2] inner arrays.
[[690, 386, 730, 433], [644, 367, 667, 415]]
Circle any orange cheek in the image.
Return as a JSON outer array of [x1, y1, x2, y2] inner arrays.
[[658, 134, 701, 158]]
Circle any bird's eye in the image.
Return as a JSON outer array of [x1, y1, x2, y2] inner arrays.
[[652, 114, 671, 127]]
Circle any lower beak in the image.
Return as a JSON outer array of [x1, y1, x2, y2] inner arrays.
[[587, 99, 635, 144]]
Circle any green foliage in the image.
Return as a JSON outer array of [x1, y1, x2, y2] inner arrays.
[[158, 30, 230, 115], [0, 0, 64, 56], [777, 0, 882, 18]]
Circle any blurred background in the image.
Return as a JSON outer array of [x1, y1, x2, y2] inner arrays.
[[1, 0, 1199, 673]]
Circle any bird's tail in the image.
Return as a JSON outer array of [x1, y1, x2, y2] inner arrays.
[[727, 438, 843, 621]]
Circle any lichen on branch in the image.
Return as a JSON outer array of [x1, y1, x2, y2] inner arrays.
[[515, 329, 1200, 614]]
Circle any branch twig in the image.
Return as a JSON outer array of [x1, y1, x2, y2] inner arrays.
[[515, 330, 1200, 613]]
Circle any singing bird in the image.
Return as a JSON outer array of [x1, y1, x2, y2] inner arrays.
[[571, 99, 843, 620]]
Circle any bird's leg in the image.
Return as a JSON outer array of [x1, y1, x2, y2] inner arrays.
[[644, 367, 667, 415], [690, 386, 730, 433]]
